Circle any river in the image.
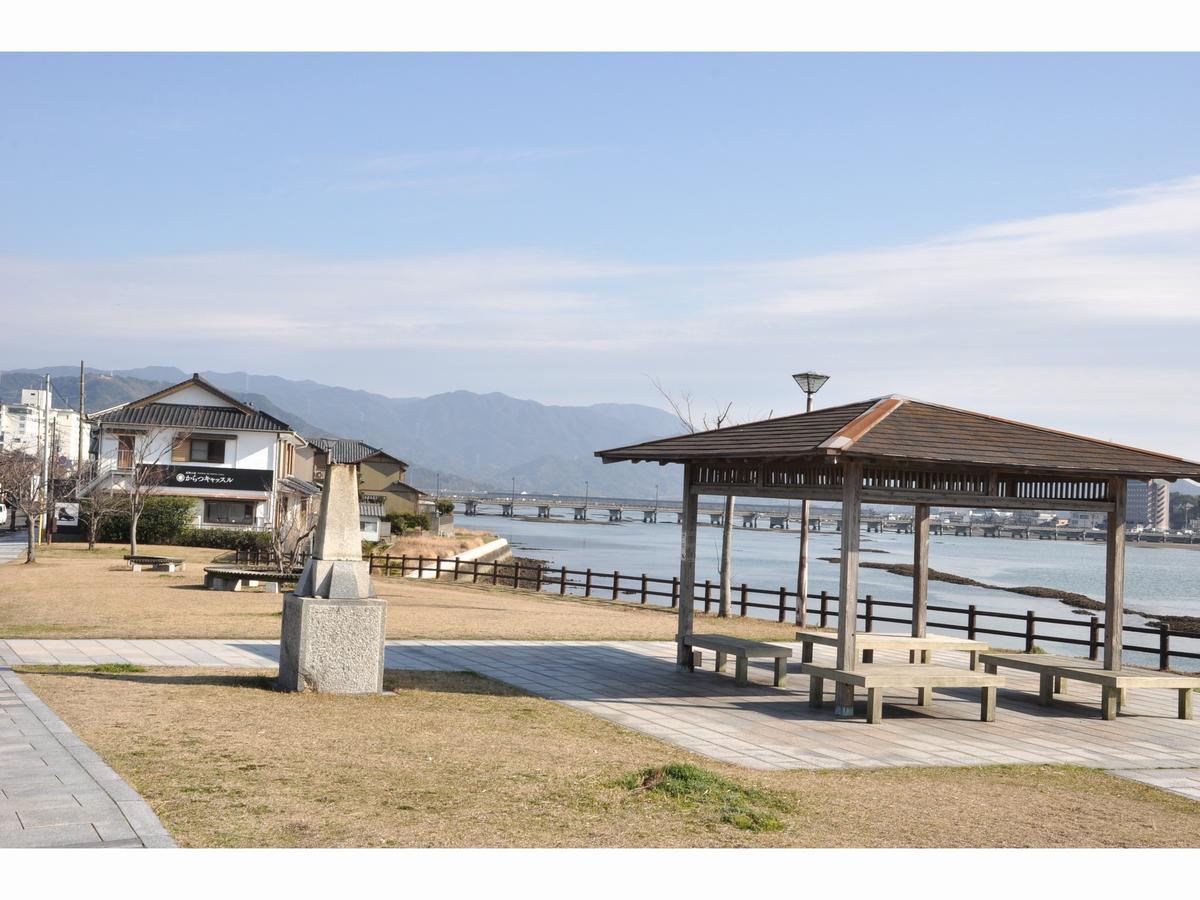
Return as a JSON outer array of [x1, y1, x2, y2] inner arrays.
[[463, 509, 1200, 670]]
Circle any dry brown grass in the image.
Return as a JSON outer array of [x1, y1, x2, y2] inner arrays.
[[17, 664, 1200, 848], [382, 529, 494, 559], [0, 542, 798, 641]]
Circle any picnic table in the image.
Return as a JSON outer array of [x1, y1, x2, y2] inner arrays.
[[796, 628, 988, 667], [684, 634, 792, 687]]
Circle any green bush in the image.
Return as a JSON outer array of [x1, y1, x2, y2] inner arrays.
[[435, 498, 455, 515], [174, 527, 271, 551], [97, 496, 195, 544], [384, 511, 429, 534]]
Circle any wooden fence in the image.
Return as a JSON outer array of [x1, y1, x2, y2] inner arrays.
[[367, 554, 1200, 671]]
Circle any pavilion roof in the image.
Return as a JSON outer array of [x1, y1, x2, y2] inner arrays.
[[596, 395, 1200, 480]]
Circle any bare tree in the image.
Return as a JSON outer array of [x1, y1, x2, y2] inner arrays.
[[650, 377, 761, 619], [112, 417, 199, 557], [270, 496, 317, 575], [74, 459, 125, 551], [0, 449, 47, 563]]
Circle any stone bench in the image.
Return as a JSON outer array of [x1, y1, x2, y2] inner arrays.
[[203, 567, 299, 594], [124, 555, 186, 573], [800, 661, 1006, 724], [979, 652, 1199, 720], [685, 634, 792, 687]]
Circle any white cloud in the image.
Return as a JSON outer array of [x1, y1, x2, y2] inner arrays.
[[3, 174, 1199, 455]]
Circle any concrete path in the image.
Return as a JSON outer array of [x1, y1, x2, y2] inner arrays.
[[0, 531, 27, 565], [0, 665, 176, 847], [3, 638, 1198, 801]]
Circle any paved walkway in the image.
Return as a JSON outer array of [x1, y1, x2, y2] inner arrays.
[[0, 531, 27, 565], [3, 638, 1198, 802], [0, 665, 176, 847]]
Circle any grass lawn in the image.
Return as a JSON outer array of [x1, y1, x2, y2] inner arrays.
[[0, 542, 799, 642], [16, 664, 1200, 848]]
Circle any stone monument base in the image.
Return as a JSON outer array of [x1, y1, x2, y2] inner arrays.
[[278, 594, 387, 694]]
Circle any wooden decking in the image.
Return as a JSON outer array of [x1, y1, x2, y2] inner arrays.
[[980, 652, 1200, 720]]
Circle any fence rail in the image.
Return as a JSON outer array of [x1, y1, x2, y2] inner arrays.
[[367, 554, 1200, 671]]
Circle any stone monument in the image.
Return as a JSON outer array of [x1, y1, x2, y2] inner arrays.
[[278, 461, 386, 693]]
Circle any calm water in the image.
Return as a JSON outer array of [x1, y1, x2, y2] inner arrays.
[[465, 509, 1200, 670]]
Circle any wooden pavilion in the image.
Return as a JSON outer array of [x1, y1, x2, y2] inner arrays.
[[597, 395, 1200, 722]]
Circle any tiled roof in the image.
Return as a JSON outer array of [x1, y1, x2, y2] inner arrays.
[[311, 437, 407, 468], [93, 403, 293, 433], [597, 396, 1200, 479], [279, 476, 322, 497], [359, 499, 385, 519]]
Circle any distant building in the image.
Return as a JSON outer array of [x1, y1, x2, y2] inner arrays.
[[298, 437, 427, 517], [1126, 479, 1170, 530], [0, 388, 90, 465], [83, 374, 309, 530]]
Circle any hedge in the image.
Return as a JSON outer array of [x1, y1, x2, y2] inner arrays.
[[96, 496, 271, 550]]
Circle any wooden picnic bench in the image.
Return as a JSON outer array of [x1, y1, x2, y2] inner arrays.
[[685, 634, 792, 687], [979, 652, 1199, 720], [800, 661, 1006, 724], [124, 555, 186, 573], [796, 629, 988, 667], [203, 567, 300, 594]]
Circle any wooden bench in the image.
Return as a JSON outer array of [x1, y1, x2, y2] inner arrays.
[[124, 555, 186, 573], [800, 661, 1006, 724], [979, 652, 1199, 720], [685, 634, 792, 687], [203, 567, 299, 593]]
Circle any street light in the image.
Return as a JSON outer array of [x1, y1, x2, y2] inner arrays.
[[792, 371, 830, 626], [792, 372, 830, 413]]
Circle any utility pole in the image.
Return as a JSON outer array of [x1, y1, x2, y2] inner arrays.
[[40, 374, 51, 543], [77, 361, 86, 472]]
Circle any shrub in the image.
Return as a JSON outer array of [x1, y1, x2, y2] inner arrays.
[[384, 511, 429, 534], [174, 527, 272, 551], [96, 496, 196, 544], [435, 498, 455, 516]]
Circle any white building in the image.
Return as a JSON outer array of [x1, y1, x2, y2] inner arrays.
[[0, 388, 90, 466], [1126, 479, 1170, 530], [83, 374, 308, 530]]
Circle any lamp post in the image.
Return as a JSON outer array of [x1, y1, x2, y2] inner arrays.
[[792, 371, 830, 626]]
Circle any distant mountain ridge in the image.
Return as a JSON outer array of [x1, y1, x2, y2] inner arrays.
[[2, 365, 684, 497]]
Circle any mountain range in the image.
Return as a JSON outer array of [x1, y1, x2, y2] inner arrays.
[[0, 366, 685, 497]]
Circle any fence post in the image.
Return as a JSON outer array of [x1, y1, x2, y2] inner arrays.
[[778, 587, 787, 623], [417, 556, 425, 579], [473, 559, 479, 583], [1088, 616, 1100, 660], [740, 583, 748, 617], [534, 564, 543, 593], [453, 558, 461, 581], [1025, 610, 1036, 653], [560, 565, 567, 596], [612, 570, 620, 601], [513, 560, 521, 589], [585, 568, 593, 597], [670, 576, 679, 609], [967, 604, 977, 641], [492, 560, 499, 585], [640, 574, 648, 605], [865, 595, 874, 632], [820, 591, 829, 628], [368, 555, 374, 575], [1159, 623, 1171, 671], [400, 555, 408, 577]]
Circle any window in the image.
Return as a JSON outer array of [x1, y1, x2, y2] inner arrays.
[[116, 435, 134, 470], [203, 501, 254, 525], [190, 439, 226, 463]]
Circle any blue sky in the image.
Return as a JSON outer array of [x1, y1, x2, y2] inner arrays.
[[3, 53, 1200, 454]]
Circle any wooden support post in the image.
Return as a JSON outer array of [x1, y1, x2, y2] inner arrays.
[[641, 574, 648, 605], [472, 559, 479, 583], [1180, 688, 1193, 721], [534, 564, 543, 592], [734, 656, 749, 687], [740, 583, 748, 617], [585, 568, 592, 597], [671, 577, 679, 609], [1088, 616, 1100, 660], [453, 558, 461, 581], [1158, 622, 1170, 671], [417, 556, 425, 579], [676, 464, 698, 670], [819, 591, 829, 628], [773, 657, 788, 687], [1105, 478, 1127, 671], [777, 586, 787, 623], [612, 570, 620, 601], [719, 495, 735, 617], [704, 580, 712, 614], [796, 497, 811, 628], [981, 686, 997, 723], [513, 560, 521, 588], [1025, 610, 1036, 652], [560, 565, 568, 595], [835, 460, 863, 718], [400, 555, 408, 576], [967, 604, 978, 641], [912, 503, 930, 638], [492, 560, 499, 585]]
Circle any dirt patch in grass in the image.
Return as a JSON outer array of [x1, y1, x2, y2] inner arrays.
[[16, 665, 1200, 848], [0, 542, 799, 642], [382, 529, 495, 559]]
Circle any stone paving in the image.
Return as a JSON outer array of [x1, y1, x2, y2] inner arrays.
[[0, 665, 176, 847], [0, 530, 27, 565], [3, 637, 1198, 802]]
